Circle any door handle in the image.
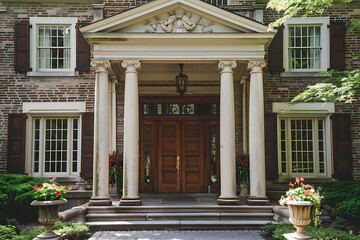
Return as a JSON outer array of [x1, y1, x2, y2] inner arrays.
[[176, 156, 180, 174]]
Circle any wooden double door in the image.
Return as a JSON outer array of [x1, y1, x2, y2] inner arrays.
[[158, 121, 204, 193]]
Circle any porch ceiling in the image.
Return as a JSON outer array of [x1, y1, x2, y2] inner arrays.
[[110, 61, 248, 83]]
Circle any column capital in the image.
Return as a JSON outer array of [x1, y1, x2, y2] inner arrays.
[[110, 76, 118, 84], [240, 76, 248, 85], [91, 60, 111, 72], [247, 60, 266, 70], [218, 60, 237, 70], [122, 60, 141, 70]]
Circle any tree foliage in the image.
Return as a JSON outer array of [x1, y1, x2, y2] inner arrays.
[[267, 0, 360, 104]]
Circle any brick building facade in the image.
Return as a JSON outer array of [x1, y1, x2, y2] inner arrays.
[[0, 0, 359, 204]]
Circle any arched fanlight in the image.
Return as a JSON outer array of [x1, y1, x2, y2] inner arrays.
[[175, 64, 188, 96]]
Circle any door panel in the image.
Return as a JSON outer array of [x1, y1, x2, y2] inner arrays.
[[158, 122, 180, 192], [182, 122, 204, 192]]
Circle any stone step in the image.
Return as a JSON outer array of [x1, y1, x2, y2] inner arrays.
[[86, 212, 274, 222], [86, 205, 274, 214], [87, 220, 274, 230]]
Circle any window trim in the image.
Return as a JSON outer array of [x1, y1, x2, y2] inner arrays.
[[31, 116, 81, 177], [23, 102, 85, 177], [277, 114, 331, 178], [28, 17, 78, 76], [283, 17, 330, 73]]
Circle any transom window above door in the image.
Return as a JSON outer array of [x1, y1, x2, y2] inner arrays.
[[142, 103, 218, 116]]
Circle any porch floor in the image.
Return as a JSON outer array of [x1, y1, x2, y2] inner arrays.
[[110, 193, 247, 206]]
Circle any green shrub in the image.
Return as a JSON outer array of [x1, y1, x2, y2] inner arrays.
[[0, 225, 17, 240], [262, 222, 278, 235], [0, 174, 50, 223], [320, 181, 360, 221], [6, 219, 19, 234], [305, 227, 360, 240], [272, 223, 296, 240], [55, 223, 89, 240], [53, 221, 72, 230], [262, 222, 360, 240], [12, 227, 45, 240], [330, 216, 350, 231]]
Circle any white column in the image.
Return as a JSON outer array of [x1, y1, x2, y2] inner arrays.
[[89, 60, 112, 206], [241, 77, 248, 155], [248, 60, 269, 203], [120, 60, 141, 206], [217, 60, 240, 205]]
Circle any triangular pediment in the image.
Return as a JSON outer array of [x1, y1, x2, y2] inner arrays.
[[81, 0, 272, 34]]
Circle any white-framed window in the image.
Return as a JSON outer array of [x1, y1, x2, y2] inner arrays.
[[284, 17, 329, 72], [23, 102, 86, 177], [32, 117, 81, 177], [28, 17, 77, 76], [273, 103, 334, 178], [278, 116, 329, 177]]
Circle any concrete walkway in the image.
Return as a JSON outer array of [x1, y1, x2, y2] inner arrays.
[[89, 230, 266, 240]]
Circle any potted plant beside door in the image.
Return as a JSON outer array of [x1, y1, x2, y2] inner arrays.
[[279, 178, 322, 239], [31, 178, 70, 240]]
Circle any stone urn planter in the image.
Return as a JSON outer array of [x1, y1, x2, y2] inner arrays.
[[284, 200, 314, 240], [31, 199, 67, 240], [76, 181, 88, 191]]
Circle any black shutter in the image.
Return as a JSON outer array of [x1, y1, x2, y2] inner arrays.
[[76, 23, 90, 72], [265, 113, 278, 180], [81, 112, 94, 180], [330, 22, 345, 71], [7, 114, 26, 174], [332, 114, 352, 180], [14, 21, 31, 73], [268, 26, 284, 72]]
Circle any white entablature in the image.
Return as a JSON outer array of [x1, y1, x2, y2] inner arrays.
[[81, 0, 276, 61]]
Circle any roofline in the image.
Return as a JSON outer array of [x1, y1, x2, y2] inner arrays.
[[81, 0, 276, 34]]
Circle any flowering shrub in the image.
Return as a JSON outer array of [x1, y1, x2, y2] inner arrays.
[[109, 151, 123, 187], [280, 177, 323, 227], [236, 155, 249, 186], [33, 178, 71, 201]]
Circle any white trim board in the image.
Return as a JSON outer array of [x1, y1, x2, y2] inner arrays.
[[23, 102, 86, 114], [273, 102, 335, 113]]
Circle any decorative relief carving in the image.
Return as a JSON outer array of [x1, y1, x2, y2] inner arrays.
[[145, 10, 214, 33], [247, 60, 266, 70], [91, 60, 111, 69], [218, 60, 237, 69], [122, 60, 141, 69]]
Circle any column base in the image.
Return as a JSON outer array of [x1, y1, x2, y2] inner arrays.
[[246, 196, 270, 205], [217, 196, 241, 205], [89, 196, 112, 206], [119, 196, 142, 206]]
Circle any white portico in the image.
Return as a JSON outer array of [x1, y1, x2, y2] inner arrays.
[[81, 0, 276, 206]]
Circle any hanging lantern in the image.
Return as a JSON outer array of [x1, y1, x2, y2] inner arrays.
[[175, 64, 188, 96]]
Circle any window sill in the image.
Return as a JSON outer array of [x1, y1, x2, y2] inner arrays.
[[280, 72, 331, 78], [27, 71, 79, 77]]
